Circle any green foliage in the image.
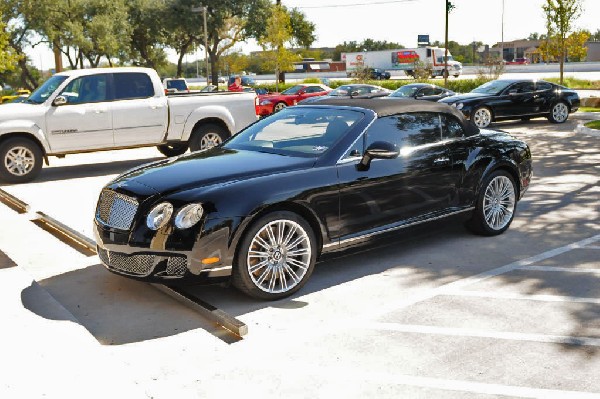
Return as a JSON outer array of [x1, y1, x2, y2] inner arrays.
[[579, 107, 600, 112], [0, 13, 19, 73], [544, 77, 600, 89], [584, 120, 600, 130]]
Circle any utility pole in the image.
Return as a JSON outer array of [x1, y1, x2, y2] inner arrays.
[[191, 5, 210, 86], [444, 1, 454, 87], [500, 0, 505, 63]]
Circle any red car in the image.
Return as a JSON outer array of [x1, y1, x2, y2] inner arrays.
[[506, 58, 530, 65], [257, 84, 331, 116]]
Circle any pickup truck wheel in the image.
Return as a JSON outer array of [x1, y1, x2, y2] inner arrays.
[[0, 137, 43, 183], [157, 143, 188, 157], [189, 124, 228, 152]]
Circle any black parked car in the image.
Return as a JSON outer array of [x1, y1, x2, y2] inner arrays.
[[369, 68, 391, 80], [388, 83, 455, 101], [94, 98, 532, 300], [439, 79, 580, 128]]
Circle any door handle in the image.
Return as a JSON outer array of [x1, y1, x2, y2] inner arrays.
[[94, 109, 106, 114], [433, 157, 450, 165]]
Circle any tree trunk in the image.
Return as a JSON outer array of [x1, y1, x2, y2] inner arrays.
[[177, 51, 185, 78], [208, 48, 219, 86], [53, 41, 63, 73]]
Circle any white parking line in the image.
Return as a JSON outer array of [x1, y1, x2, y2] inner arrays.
[[366, 234, 600, 320], [447, 290, 600, 305], [517, 265, 600, 274], [362, 323, 600, 347]]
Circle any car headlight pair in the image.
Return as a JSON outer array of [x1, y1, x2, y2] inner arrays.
[[146, 203, 204, 230], [451, 102, 464, 110]]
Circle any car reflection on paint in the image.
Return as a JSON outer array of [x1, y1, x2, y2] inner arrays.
[[94, 98, 532, 300]]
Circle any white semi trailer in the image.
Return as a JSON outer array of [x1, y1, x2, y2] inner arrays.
[[343, 47, 463, 78]]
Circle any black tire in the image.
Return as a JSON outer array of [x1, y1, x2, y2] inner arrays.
[[547, 101, 569, 123], [0, 137, 43, 184], [189, 123, 228, 152], [157, 143, 188, 157], [232, 211, 317, 300], [467, 170, 517, 236]]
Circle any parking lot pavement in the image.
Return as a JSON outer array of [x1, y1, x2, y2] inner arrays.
[[1, 119, 599, 398]]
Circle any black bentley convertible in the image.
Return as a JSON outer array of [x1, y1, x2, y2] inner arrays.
[[439, 79, 580, 128], [94, 98, 532, 300]]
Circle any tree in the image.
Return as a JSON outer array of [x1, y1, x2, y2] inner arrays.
[[0, 13, 20, 74], [124, 0, 170, 69], [588, 29, 600, 42], [258, 3, 298, 92], [543, 0, 583, 84], [565, 30, 590, 61], [333, 39, 404, 61]]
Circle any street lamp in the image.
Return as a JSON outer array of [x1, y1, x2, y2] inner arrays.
[[191, 5, 210, 86]]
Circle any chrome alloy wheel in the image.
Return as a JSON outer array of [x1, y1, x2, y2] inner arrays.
[[200, 132, 223, 150], [4, 146, 35, 176], [483, 176, 516, 231], [247, 220, 312, 294], [472, 107, 492, 128], [552, 102, 569, 123]]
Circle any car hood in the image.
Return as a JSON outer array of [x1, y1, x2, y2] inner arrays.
[[259, 93, 289, 101], [0, 102, 43, 120], [109, 147, 316, 197], [439, 92, 493, 103]]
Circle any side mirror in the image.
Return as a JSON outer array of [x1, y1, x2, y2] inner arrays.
[[298, 90, 306, 95], [508, 89, 518, 95], [415, 92, 425, 98], [358, 141, 399, 170], [52, 95, 67, 106]]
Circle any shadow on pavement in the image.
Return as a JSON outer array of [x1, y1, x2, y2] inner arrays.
[[24, 264, 241, 345], [1, 157, 162, 186]]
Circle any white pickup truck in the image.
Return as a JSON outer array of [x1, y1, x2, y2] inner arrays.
[[0, 67, 258, 183]]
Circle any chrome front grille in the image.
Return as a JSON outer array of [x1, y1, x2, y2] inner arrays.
[[96, 190, 139, 230], [98, 248, 155, 276]]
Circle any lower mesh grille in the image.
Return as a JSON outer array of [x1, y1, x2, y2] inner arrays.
[[98, 248, 187, 277], [98, 248, 155, 276]]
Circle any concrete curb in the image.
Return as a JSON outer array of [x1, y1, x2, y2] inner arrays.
[[575, 121, 600, 137], [572, 112, 600, 121]]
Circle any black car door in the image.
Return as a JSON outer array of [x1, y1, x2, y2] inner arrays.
[[533, 81, 556, 113], [495, 81, 537, 117], [336, 112, 457, 239]]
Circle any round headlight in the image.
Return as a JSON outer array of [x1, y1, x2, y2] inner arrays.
[[174, 203, 204, 229], [456, 103, 464, 110], [146, 202, 173, 230]]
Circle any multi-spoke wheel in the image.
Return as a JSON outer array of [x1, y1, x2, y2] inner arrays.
[[468, 170, 517, 236], [233, 211, 317, 300], [189, 123, 228, 152], [547, 101, 569, 123], [471, 106, 493, 128], [0, 137, 43, 183]]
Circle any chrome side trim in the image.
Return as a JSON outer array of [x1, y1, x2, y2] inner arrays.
[[323, 207, 475, 249], [200, 265, 233, 273]]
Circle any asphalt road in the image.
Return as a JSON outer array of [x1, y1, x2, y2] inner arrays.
[[0, 115, 599, 398]]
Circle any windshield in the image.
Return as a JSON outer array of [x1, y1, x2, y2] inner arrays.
[[27, 75, 68, 104], [225, 107, 364, 157], [436, 55, 455, 63], [471, 80, 512, 95], [389, 85, 420, 98], [281, 85, 304, 95]]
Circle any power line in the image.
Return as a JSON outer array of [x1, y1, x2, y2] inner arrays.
[[296, 0, 417, 9]]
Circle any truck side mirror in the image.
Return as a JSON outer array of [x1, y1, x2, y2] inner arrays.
[[52, 95, 67, 106]]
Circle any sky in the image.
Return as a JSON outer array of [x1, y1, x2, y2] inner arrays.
[[26, 0, 600, 70]]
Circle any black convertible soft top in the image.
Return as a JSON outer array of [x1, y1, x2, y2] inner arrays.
[[302, 97, 480, 136]]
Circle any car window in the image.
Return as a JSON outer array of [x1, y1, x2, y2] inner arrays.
[[441, 114, 465, 139], [365, 112, 442, 150], [420, 87, 435, 96], [60, 74, 109, 104], [432, 88, 445, 95], [511, 82, 535, 93], [536, 82, 553, 91], [114, 73, 154, 100], [226, 107, 363, 157], [305, 86, 324, 93], [166, 80, 187, 91]]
